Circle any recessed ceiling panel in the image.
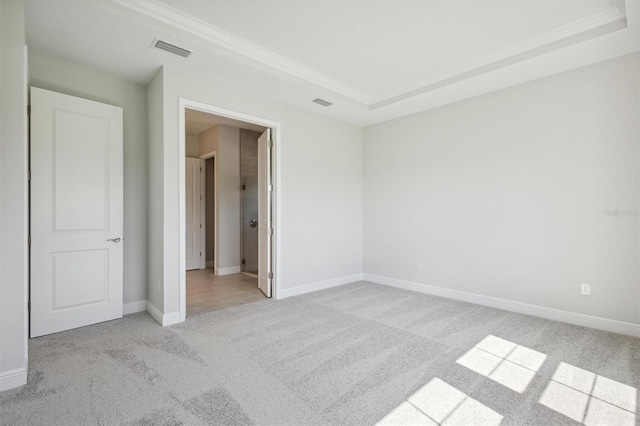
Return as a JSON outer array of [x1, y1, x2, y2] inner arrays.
[[155, 0, 619, 96]]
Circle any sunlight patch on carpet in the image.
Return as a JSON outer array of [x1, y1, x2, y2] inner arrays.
[[539, 362, 636, 426], [376, 378, 503, 426], [456, 335, 546, 393]]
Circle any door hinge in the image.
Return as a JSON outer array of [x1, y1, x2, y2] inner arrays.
[[268, 184, 273, 192], [267, 139, 273, 148], [200, 195, 202, 200], [268, 272, 273, 279], [28, 235, 31, 246], [28, 300, 31, 311], [200, 252, 202, 256], [269, 228, 274, 236], [200, 224, 202, 228], [28, 170, 31, 181], [27, 105, 31, 116]]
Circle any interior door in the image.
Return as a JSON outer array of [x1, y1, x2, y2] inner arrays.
[[242, 176, 258, 274], [185, 157, 203, 270], [31, 87, 123, 337], [258, 129, 272, 297]]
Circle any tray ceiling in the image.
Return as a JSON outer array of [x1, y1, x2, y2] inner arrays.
[[25, 0, 639, 125]]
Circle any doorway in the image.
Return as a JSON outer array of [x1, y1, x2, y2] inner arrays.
[[180, 101, 278, 319]]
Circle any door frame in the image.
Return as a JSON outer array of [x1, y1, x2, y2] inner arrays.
[[198, 157, 206, 270], [199, 151, 215, 270], [178, 98, 281, 322], [184, 156, 206, 271]]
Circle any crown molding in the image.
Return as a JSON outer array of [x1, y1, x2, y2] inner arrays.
[[110, 0, 630, 111], [110, 0, 371, 104]]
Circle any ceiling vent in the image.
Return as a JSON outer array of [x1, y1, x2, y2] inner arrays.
[[154, 39, 191, 58], [312, 98, 332, 107]]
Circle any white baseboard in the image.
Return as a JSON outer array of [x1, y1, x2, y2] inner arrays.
[[146, 301, 163, 325], [146, 301, 182, 327], [363, 274, 640, 338], [123, 300, 147, 315], [278, 273, 364, 299], [162, 311, 181, 326], [206, 261, 214, 268], [215, 266, 241, 276], [0, 367, 27, 391]]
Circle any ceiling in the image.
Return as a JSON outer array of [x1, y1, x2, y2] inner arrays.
[[154, 0, 623, 97], [25, 0, 639, 126], [185, 109, 267, 134]]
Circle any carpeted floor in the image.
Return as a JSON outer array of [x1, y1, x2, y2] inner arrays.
[[1, 281, 639, 425]]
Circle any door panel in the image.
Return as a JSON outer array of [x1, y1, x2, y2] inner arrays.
[[53, 110, 108, 231], [185, 157, 202, 270], [242, 176, 258, 273], [52, 250, 108, 309], [258, 129, 272, 297], [31, 87, 123, 337]]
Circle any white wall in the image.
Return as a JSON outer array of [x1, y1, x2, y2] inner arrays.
[[148, 65, 363, 316], [146, 68, 165, 312], [0, 0, 28, 391], [199, 125, 218, 155], [190, 124, 241, 272], [215, 125, 241, 271], [29, 53, 149, 306], [364, 53, 640, 325], [185, 132, 199, 157]]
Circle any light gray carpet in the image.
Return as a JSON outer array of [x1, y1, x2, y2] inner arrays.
[[1, 281, 639, 425]]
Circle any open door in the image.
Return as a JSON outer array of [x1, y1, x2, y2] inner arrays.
[[30, 87, 124, 337], [258, 129, 272, 297]]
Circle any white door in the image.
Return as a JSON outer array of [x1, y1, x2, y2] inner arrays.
[[185, 157, 203, 270], [258, 129, 272, 297], [31, 87, 123, 337]]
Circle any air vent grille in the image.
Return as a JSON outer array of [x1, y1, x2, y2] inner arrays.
[[154, 40, 191, 58], [312, 98, 332, 107]]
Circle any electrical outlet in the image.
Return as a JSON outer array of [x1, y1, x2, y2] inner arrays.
[[581, 283, 591, 295], [415, 261, 422, 271]]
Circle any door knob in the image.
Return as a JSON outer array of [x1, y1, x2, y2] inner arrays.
[[249, 220, 257, 228], [107, 237, 121, 242]]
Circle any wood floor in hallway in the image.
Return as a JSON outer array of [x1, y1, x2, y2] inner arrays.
[[186, 269, 266, 317]]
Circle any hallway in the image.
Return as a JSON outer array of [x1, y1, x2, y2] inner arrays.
[[186, 269, 266, 317]]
